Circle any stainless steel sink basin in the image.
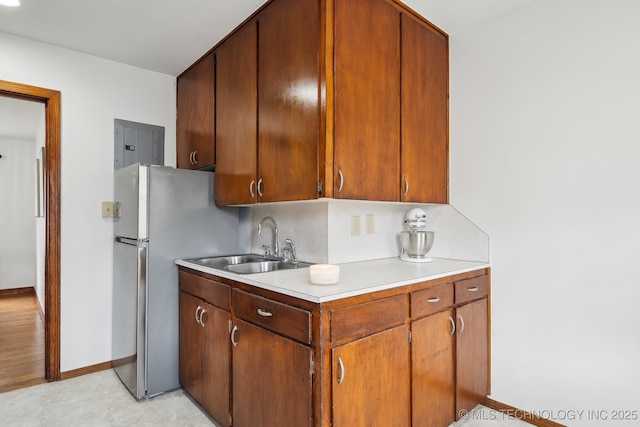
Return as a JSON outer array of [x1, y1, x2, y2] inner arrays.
[[225, 260, 309, 274], [184, 254, 310, 275], [187, 254, 267, 270]]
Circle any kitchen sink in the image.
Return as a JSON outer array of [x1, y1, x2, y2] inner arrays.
[[184, 254, 311, 274]]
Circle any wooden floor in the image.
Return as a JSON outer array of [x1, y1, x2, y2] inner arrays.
[[0, 290, 45, 393]]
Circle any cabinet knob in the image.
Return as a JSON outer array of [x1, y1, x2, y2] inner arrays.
[[198, 308, 207, 327], [257, 308, 273, 317], [257, 178, 264, 197], [230, 325, 239, 347], [457, 314, 465, 333]]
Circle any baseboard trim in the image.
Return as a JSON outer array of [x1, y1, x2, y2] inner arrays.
[[0, 287, 35, 298], [60, 361, 113, 380], [483, 398, 567, 427]]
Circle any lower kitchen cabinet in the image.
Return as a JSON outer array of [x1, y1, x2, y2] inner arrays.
[[456, 298, 489, 415], [231, 318, 313, 427], [178, 272, 231, 427], [411, 309, 456, 427], [332, 325, 410, 427], [177, 266, 489, 427]]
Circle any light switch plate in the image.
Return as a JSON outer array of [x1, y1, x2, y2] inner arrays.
[[366, 214, 375, 234], [351, 215, 361, 236]]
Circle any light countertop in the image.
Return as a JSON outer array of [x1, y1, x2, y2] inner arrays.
[[176, 257, 489, 303]]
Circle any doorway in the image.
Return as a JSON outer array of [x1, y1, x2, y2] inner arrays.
[[0, 79, 61, 382]]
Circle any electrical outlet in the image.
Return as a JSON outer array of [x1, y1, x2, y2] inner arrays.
[[366, 214, 375, 234], [102, 201, 115, 218], [351, 215, 361, 236]]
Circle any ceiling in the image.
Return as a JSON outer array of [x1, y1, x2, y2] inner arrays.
[[0, 0, 535, 140]]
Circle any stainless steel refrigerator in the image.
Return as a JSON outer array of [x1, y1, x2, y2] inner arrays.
[[112, 163, 246, 399]]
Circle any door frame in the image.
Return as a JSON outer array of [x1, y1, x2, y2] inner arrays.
[[0, 80, 61, 381]]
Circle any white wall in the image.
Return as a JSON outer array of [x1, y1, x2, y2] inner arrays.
[[450, 1, 640, 425], [0, 32, 177, 372], [0, 136, 36, 289]]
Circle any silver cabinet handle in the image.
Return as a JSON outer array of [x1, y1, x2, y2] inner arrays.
[[193, 150, 198, 165], [257, 178, 263, 197], [337, 170, 344, 193], [403, 178, 409, 196], [458, 314, 465, 333], [468, 286, 479, 292], [337, 356, 345, 385], [189, 151, 196, 165], [198, 308, 206, 327], [230, 325, 239, 347], [195, 306, 202, 325], [427, 297, 440, 303], [257, 308, 273, 317], [449, 316, 456, 336], [249, 180, 255, 198]]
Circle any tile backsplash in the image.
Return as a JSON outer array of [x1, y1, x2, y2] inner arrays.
[[250, 199, 489, 265]]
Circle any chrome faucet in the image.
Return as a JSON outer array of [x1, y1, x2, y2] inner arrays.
[[283, 238, 298, 264], [257, 216, 279, 259]]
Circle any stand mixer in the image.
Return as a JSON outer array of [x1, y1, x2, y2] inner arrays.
[[399, 208, 434, 263]]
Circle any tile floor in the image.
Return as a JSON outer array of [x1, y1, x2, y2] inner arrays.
[[0, 369, 531, 426]]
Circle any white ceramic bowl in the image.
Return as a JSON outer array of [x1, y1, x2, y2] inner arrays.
[[309, 264, 340, 285]]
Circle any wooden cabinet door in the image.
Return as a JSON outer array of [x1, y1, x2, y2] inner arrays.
[[176, 52, 215, 169], [456, 298, 489, 416], [412, 310, 455, 427], [232, 318, 313, 427], [332, 325, 410, 427], [201, 302, 231, 427], [334, 0, 400, 201], [178, 291, 203, 402], [257, 0, 319, 203], [215, 22, 258, 206], [401, 15, 449, 203]]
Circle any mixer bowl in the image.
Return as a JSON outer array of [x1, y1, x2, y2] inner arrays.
[[399, 231, 434, 258]]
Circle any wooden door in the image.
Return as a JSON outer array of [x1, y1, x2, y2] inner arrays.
[[215, 22, 258, 205], [332, 326, 410, 427], [176, 52, 215, 169], [456, 298, 489, 416], [201, 303, 231, 427], [232, 319, 313, 427], [412, 310, 455, 427], [334, 0, 400, 201], [178, 291, 203, 402], [257, 0, 319, 203], [401, 15, 449, 203]]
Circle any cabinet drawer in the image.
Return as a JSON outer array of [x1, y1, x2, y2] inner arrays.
[[179, 270, 230, 310], [330, 295, 407, 342], [454, 274, 488, 305], [232, 289, 311, 344], [411, 282, 453, 318]]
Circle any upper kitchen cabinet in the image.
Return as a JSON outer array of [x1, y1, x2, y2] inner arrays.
[[176, 52, 215, 170], [401, 14, 449, 203], [215, 0, 319, 206], [333, 0, 401, 202], [257, 0, 319, 203], [186, 0, 449, 203], [332, 0, 449, 203], [215, 21, 258, 206]]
